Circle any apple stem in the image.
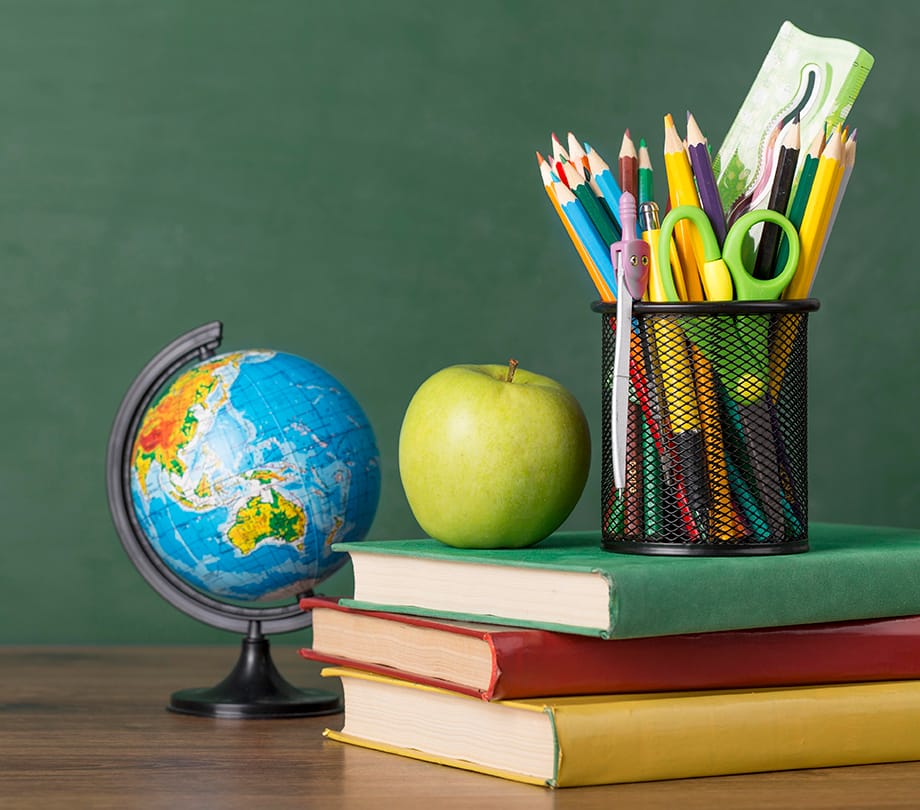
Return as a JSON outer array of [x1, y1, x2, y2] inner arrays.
[[506, 358, 518, 383]]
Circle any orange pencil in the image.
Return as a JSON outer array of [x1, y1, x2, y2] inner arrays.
[[537, 152, 615, 302]]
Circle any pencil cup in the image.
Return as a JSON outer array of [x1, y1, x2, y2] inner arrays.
[[592, 299, 820, 556]]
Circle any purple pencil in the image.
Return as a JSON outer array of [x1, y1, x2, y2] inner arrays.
[[686, 112, 728, 247]]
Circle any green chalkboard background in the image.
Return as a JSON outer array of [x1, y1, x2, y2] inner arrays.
[[2, 0, 917, 644]]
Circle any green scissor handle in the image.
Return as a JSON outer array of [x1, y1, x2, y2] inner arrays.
[[722, 209, 800, 300], [657, 206, 801, 301]]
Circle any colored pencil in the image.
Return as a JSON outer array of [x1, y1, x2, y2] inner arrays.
[[753, 118, 800, 280], [566, 132, 590, 176], [618, 129, 638, 200], [552, 177, 617, 298], [585, 142, 623, 226], [663, 113, 705, 300], [686, 112, 728, 247], [775, 127, 823, 275], [814, 129, 857, 277], [551, 132, 570, 187], [783, 127, 844, 300], [538, 153, 616, 302], [637, 138, 654, 206], [559, 160, 621, 246]]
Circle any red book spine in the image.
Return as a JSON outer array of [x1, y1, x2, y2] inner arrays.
[[299, 597, 920, 701]]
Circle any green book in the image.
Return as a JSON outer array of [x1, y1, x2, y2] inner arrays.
[[337, 524, 920, 639]]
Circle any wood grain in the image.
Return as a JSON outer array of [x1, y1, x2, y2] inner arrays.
[[2, 647, 920, 809]]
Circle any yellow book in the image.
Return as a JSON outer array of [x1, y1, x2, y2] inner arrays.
[[323, 666, 920, 788]]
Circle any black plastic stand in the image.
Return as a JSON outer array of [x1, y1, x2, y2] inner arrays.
[[168, 622, 342, 719]]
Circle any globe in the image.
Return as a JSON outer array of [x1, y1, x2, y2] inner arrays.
[[129, 348, 380, 604], [106, 322, 380, 718]]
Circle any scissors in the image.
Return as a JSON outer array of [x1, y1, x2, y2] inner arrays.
[[655, 206, 801, 404]]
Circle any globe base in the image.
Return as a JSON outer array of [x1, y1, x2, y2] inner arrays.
[[167, 633, 342, 719]]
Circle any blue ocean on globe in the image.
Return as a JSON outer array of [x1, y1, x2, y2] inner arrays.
[[129, 350, 380, 603]]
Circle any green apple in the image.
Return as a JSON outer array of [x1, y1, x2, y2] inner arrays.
[[398, 360, 591, 549]]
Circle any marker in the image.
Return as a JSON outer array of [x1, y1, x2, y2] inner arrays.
[[692, 346, 747, 541], [650, 317, 708, 534], [625, 329, 701, 542]]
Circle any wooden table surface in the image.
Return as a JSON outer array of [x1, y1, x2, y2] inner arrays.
[[3, 646, 920, 809]]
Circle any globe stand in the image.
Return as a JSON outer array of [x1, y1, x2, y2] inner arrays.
[[106, 321, 341, 718], [169, 621, 341, 719]]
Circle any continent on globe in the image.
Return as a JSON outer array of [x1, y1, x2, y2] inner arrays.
[[227, 489, 306, 555], [129, 350, 380, 603]]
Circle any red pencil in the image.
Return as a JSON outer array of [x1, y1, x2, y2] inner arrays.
[[551, 132, 570, 188]]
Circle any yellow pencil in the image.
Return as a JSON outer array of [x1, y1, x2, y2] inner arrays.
[[663, 114, 705, 300], [814, 129, 857, 280], [783, 128, 845, 300], [639, 201, 687, 302], [537, 152, 615, 302]]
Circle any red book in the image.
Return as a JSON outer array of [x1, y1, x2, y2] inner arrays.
[[299, 596, 920, 701]]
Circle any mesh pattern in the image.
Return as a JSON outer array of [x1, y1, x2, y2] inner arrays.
[[600, 303, 812, 556]]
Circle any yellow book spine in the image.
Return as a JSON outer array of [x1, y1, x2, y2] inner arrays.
[[551, 681, 920, 787]]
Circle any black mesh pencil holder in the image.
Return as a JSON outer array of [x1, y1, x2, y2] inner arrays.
[[592, 299, 820, 556]]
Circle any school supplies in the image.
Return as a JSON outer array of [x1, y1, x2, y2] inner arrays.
[[713, 21, 873, 223]]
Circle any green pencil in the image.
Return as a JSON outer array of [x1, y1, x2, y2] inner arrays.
[[637, 138, 655, 206], [776, 128, 822, 270], [561, 161, 621, 245]]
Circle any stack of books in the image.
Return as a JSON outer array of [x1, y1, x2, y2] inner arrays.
[[300, 523, 920, 788]]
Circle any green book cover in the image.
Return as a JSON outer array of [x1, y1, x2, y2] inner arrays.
[[336, 524, 920, 639]]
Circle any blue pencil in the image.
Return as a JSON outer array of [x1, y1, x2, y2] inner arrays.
[[553, 180, 617, 296], [585, 142, 623, 226]]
